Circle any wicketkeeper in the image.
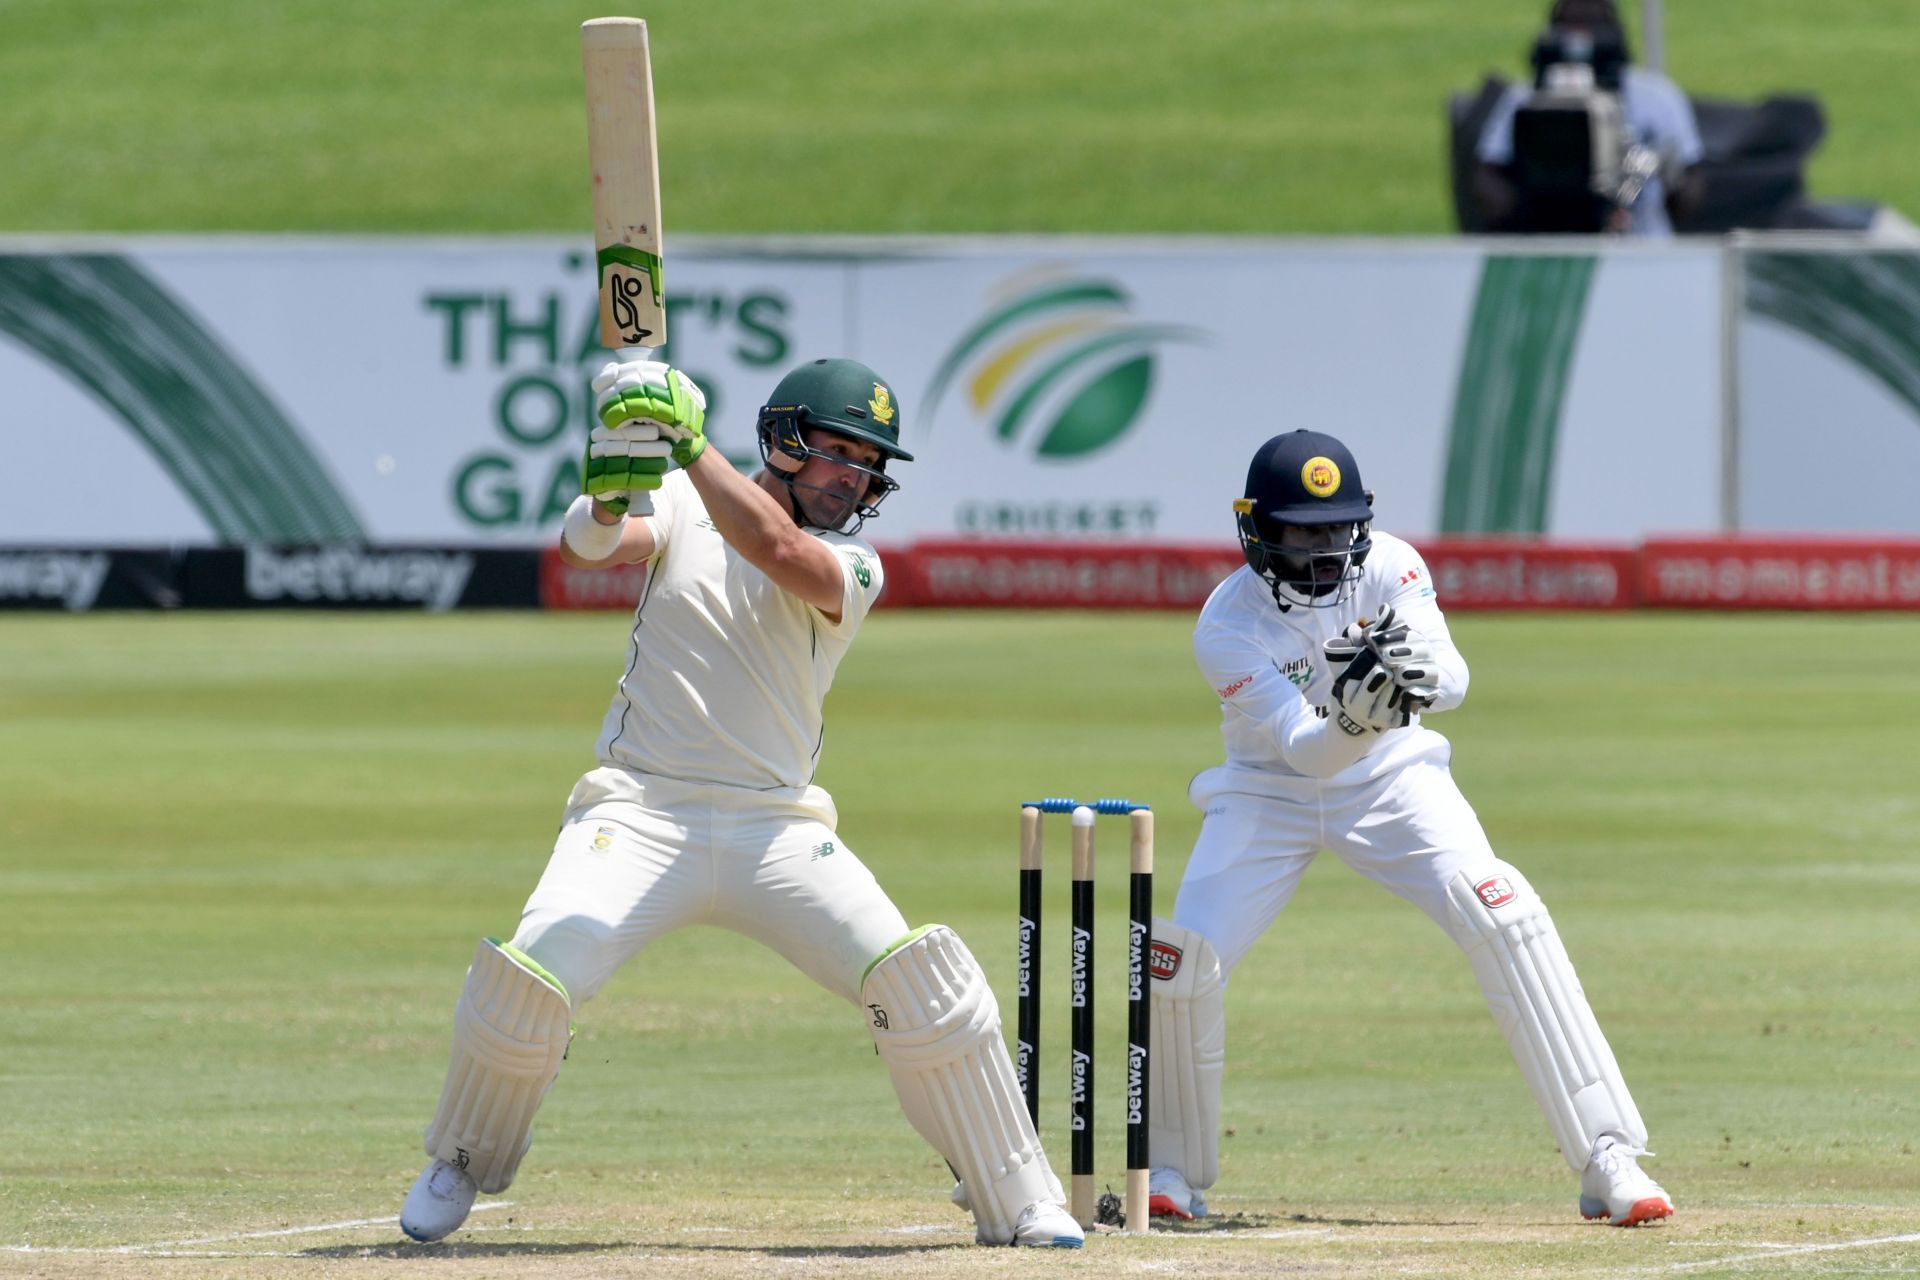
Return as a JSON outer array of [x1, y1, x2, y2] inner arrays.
[[1145, 429, 1674, 1227], [400, 357, 1081, 1248]]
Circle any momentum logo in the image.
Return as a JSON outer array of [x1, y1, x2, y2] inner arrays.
[[924, 271, 1204, 459]]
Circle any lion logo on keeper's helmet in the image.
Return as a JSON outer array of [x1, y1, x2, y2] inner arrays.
[[1301, 456, 1342, 498]]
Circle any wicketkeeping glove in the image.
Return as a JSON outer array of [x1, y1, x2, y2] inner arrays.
[[1360, 606, 1441, 715], [1324, 607, 1434, 728], [585, 360, 707, 512], [1373, 631, 1439, 714], [1331, 660, 1399, 736]]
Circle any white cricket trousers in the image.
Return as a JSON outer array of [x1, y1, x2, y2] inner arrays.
[[1177, 755, 1499, 973], [510, 766, 910, 1007]]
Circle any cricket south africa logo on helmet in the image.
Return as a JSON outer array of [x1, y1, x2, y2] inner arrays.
[[922, 271, 1205, 458], [1302, 456, 1341, 497], [868, 384, 895, 425]]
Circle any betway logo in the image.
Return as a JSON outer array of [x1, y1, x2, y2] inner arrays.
[[0, 552, 110, 611], [1070, 926, 1090, 1008], [246, 548, 473, 611], [1017, 915, 1036, 998]]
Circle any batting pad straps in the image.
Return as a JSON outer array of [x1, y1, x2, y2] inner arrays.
[[863, 925, 1066, 1246], [423, 937, 574, 1194], [1442, 866, 1647, 1172], [1147, 917, 1226, 1189]]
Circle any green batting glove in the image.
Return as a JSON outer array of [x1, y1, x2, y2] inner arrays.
[[594, 361, 708, 468], [581, 450, 669, 515], [595, 362, 710, 468], [586, 359, 707, 506]]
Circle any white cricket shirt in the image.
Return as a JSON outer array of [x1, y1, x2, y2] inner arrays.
[[593, 470, 886, 791], [1192, 532, 1470, 790]]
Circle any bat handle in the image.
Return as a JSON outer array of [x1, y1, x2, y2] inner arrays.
[[611, 343, 663, 518]]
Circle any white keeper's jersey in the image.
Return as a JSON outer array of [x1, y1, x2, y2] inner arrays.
[[1193, 532, 1471, 788], [593, 470, 886, 791]]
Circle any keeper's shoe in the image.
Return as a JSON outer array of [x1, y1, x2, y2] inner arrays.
[[1147, 1167, 1209, 1221], [1579, 1137, 1674, 1227], [400, 1158, 478, 1242], [1009, 1201, 1084, 1248]]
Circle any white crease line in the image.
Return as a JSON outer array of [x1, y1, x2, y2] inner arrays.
[[1649, 1231, 1920, 1273], [4, 1199, 516, 1254]]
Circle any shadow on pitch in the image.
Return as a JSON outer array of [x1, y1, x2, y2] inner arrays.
[[658, 1242, 973, 1258], [1157, 1209, 1457, 1232], [300, 1242, 631, 1259], [300, 1240, 971, 1260]]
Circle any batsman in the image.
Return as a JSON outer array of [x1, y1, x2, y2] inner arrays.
[[399, 356, 1082, 1248], [1145, 429, 1674, 1228]]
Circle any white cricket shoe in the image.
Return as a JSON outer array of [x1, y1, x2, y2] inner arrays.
[[1008, 1200, 1084, 1248], [1579, 1137, 1674, 1227], [400, 1158, 478, 1242], [1147, 1166, 1208, 1220]]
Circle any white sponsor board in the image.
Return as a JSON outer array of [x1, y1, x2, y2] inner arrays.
[[0, 237, 1732, 545], [1736, 246, 1920, 533]]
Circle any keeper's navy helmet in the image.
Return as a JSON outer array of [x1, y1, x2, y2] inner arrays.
[[1233, 430, 1374, 609]]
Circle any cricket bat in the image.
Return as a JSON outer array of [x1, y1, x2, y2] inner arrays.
[[582, 17, 666, 514], [582, 17, 666, 351]]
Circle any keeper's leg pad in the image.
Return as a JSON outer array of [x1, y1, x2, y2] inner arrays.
[[422, 937, 573, 1194], [862, 925, 1065, 1246], [1147, 917, 1225, 1189], [1442, 865, 1647, 1171]]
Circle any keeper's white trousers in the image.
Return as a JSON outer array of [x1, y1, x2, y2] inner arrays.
[[1177, 755, 1497, 972], [1173, 751, 1649, 1173], [510, 766, 909, 1007]]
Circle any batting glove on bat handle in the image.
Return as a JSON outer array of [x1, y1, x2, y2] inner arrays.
[[582, 431, 669, 514], [593, 360, 708, 467]]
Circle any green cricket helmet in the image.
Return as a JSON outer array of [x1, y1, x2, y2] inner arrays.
[[757, 357, 913, 533]]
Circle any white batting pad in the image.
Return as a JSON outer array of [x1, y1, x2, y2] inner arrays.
[[862, 925, 1065, 1246], [1147, 917, 1225, 1189], [422, 937, 573, 1194], [1442, 865, 1647, 1171]]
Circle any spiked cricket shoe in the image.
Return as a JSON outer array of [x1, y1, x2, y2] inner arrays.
[[1148, 1167, 1209, 1220], [1008, 1201, 1084, 1248], [1579, 1138, 1674, 1227], [400, 1158, 478, 1242]]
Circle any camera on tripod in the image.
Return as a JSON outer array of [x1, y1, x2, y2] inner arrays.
[[1508, 25, 1661, 231]]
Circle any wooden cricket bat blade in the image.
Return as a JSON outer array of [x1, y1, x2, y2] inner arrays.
[[582, 16, 665, 350]]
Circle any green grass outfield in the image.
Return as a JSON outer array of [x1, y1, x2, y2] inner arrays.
[[4, 0, 1918, 235], [2, 611, 1916, 1279]]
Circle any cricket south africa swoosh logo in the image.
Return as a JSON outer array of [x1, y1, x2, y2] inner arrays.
[[924, 270, 1205, 459], [0, 252, 365, 541]]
